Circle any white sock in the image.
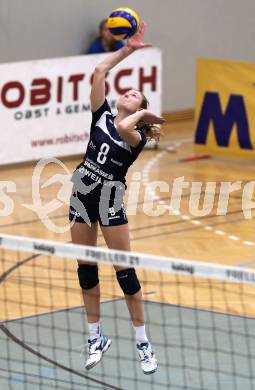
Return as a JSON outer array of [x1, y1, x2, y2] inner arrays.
[[134, 325, 148, 345], [88, 321, 101, 341]]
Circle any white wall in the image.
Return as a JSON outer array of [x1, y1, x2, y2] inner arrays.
[[0, 0, 254, 111]]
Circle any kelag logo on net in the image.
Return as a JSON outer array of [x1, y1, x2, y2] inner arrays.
[[33, 243, 56, 255], [171, 263, 194, 275]]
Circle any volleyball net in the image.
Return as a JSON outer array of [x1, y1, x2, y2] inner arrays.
[[0, 233, 255, 390]]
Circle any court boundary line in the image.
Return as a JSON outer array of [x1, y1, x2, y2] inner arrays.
[[0, 367, 102, 389], [1, 293, 255, 326], [142, 137, 255, 248], [0, 325, 122, 390], [0, 292, 156, 325]]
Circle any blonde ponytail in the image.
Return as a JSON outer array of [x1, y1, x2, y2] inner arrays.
[[136, 93, 163, 142]]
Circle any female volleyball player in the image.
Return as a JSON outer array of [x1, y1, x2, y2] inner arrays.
[[69, 22, 164, 375]]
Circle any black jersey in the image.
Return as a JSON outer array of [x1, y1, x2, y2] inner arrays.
[[72, 99, 147, 199]]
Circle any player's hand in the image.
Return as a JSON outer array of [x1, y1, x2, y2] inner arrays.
[[126, 21, 152, 50], [140, 109, 165, 124]]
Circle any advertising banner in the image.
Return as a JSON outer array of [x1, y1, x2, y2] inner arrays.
[[0, 48, 162, 165], [195, 58, 255, 159]]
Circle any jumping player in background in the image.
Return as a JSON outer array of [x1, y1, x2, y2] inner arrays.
[[70, 22, 164, 375]]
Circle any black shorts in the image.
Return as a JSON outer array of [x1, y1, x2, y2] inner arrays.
[[69, 190, 128, 226]]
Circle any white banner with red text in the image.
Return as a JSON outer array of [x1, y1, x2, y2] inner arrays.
[[0, 48, 162, 165]]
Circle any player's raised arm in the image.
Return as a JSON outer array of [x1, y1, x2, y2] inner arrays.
[[116, 108, 164, 147], [90, 22, 151, 112]]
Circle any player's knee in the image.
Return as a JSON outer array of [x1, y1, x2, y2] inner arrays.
[[116, 268, 141, 295], [77, 264, 99, 290]]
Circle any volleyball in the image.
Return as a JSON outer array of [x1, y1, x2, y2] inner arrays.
[[107, 7, 140, 40]]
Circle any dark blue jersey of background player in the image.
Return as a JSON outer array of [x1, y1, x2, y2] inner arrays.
[[74, 98, 147, 200], [86, 19, 124, 54]]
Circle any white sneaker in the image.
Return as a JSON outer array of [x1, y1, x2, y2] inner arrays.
[[137, 342, 158, 375], [85, 335, 111, 370]]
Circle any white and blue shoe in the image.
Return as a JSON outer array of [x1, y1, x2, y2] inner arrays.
[[85, 335, 111, 370], [137, 342, 158, 375]]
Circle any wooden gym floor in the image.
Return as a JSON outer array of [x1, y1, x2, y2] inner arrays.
[[0, 119, 255, 321]]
